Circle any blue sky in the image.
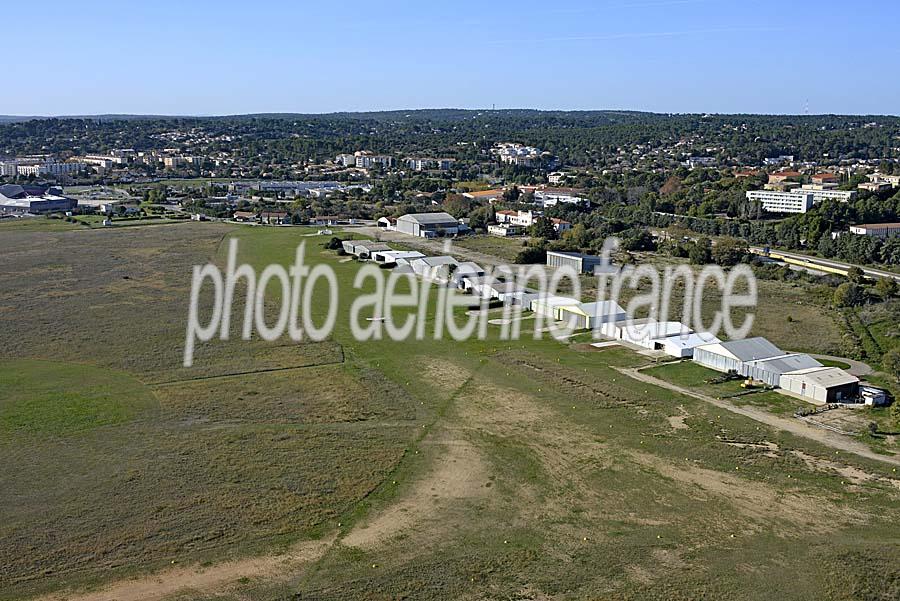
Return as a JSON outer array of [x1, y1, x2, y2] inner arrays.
[[5, 0, 899, 116]]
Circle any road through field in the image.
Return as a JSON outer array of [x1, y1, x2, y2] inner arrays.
[[39, 537, 335, 601], [616, 366, 900, 467]]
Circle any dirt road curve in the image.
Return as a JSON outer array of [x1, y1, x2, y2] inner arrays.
[[616, 366, 900, 467], [39, 537, 334, 601], [808, 354, 874, 377]]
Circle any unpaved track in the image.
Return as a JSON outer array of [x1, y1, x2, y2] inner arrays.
[[617, 366, 900, 467], [39, 537, 334, 601]]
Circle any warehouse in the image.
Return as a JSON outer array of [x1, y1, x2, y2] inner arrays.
[[530, 295, 581, 320], [477, 281, 523, 301], [372, 250, 426, 265], [0, 184, 77, 214], [546, 251, 615, 275], [600, 318, 720, 357], [779, 367, 859, 405], [741, 353, 823, 387], [692, 337, 783, 374], [557, 301, 626, 330], [410, 256, 458, 282], [395, 212, 461, 238], [452, 262, 487, 288], [341, 240, 393, 258]]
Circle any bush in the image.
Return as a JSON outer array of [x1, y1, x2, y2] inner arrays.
[[884, 349, 900, 383], [834, 283, 867, 307], [515, 246, 547, 265]]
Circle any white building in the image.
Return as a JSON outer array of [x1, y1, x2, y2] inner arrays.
[[600, 318, 720, 358], [395, 212, 461, 238], [410, 256, 459, 283], [529, 295, 581, 320], [795, 185, 855, 203], [496, 210, 539, 227], [779, 368, 859, 405], [746, 191, 815, 214], [372, 250, 426, 265], [354, 152, 394, 169], [548, 171, 568, 184], [557, 301, 627, 331], [867, 173, 900, 188], [534, 189, 588, 207], [683, 157, 717, 169], [492, 143, 544, 167], [849, 223, 900, 238], [488, 223, 525, 237]]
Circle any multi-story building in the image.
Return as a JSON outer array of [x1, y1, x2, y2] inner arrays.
[[492, 143, 544, 167], [795, 185, 855, 203], [354, 152, 394, 169], [683, 157, 716, 169], [548, 171, 568, 184], [746, 190, 815, 214], [868, 173, 900, 188], [0, 160, 19, 177], [43, 162, 87, 176]]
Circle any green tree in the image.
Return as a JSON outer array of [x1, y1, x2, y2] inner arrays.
[[530, 216, 558, 240], [712, 237, 749, 266], [875, 277, 898, 299], [846, 266, 866, 284], [833, 282, 867, 307], [689, 237, 712, 265]]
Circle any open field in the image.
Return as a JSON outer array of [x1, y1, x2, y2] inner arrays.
[[1, 221, 900, 600], [453, 234, 529, 263]]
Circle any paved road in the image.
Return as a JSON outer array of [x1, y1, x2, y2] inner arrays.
[[750, 247, 900, 283], [809, 354, 874, 377], [616, 366, 900, 467]]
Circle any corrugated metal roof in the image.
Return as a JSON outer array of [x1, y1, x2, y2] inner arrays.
[[747, 353, 822, 375], [782, 367, 859, 387], [717, 337, 783, 362], [398, 212, 458, 225]]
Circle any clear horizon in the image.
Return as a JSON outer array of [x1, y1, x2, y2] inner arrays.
[[3, 0, 899, 116]]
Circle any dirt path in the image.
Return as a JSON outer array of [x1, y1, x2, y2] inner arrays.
[[38, 537, 335, 601], [616, 366, 900, 467]]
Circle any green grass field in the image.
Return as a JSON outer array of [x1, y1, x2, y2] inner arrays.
[[1, 220, 899, 600]]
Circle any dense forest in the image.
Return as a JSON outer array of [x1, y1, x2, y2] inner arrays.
[[2, 110, 898, 166]]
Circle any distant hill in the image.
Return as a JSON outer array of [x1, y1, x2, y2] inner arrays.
[[0, 109, 897, 125]]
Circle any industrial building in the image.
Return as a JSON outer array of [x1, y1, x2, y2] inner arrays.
[[410, 256, 459, 282], [341, 240, 393, 258], [557, 301, 627, 331], [693, 337, 859, 404], [546, 251, 616, 275], [693, 337, 784, 373], [741, 353, 824, 387], [372, 250, 426, 265], [395, 212, 461, 238], [0, 184, 77, 214], [600, 318, 720, 357], [529, 295, 581, 319], [779, 368, 859, 405], [849, 223, 900, 238]]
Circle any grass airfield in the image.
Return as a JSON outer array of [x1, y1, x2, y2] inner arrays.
[[1, 221, 899, 600]]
